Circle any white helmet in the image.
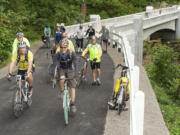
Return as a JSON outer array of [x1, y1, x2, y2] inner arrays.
[[89, 24, 92, 27], [18, 41, 27, 48], [61, 23, 64, 27]]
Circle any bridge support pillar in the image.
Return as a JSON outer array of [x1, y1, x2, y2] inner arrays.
[[90, 14, 101, 31], [133, 15, 143, 64], [175, 10, 180, 39]]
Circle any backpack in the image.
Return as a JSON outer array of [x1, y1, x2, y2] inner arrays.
[[58, 50, 73, 69], [17, 47, 35, 72]]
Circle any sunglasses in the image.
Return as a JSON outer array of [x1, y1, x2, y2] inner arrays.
[[60, 47, 67, 49]]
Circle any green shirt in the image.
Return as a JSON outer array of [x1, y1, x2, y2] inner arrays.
[[44, 27, 51, 36], [100, 28, 109, 40]]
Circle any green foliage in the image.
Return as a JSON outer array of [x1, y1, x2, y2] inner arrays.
[[144, 42, 180, 135], [148, 45, 180, 95]]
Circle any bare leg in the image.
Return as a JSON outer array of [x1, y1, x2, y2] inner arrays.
[[70, 88, 76, 102], [97, 68, 101, 79], [92, 69, 96, 81], [59, 80, 65, 91], [27, 73, 33, 86]]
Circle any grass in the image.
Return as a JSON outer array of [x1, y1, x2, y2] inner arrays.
[[150, 81, 180, 135]]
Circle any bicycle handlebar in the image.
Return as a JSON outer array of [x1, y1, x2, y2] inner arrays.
[[80, 56, 89, 62], [56, 77, 76, 81], [114, 64, 129, 70]]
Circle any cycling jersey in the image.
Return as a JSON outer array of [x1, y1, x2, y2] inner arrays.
[[82, 43, 102, 62], [44, 27, 51, 37], [11, 50, 33, 70], [12, 37, 30, 55]]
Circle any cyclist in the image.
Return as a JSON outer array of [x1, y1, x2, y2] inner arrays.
[[56, 33, 75, 53], [99, 25, 109, 53], [44, 24, 51, 46], [54, 23, 64, 49], [12, 32, 30, 55], [81, 36, 102, 85], [57, 39, 78, 113], [8, 41, 34, 97], [76, 25, 85, 52], [85, 24, 95, 44]]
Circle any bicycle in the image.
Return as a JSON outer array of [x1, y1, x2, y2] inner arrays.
[[8, 73, 33, 118], [58, 77, 75, 125], [42, 36, 50, 48], [48, 49, 58, 88], [77, 56, 89, 88], [108, 64, 130, 115]]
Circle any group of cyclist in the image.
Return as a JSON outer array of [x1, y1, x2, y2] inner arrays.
[[7, 22, 110, 114]]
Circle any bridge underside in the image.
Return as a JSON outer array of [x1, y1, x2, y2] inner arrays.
[[150, 29, 175, 41], [143, 20, 176, 40]]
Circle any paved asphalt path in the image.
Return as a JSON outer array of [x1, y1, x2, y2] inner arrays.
[[0, 44, 114, 135]]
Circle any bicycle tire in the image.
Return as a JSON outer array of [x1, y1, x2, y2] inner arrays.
[[12, 90, 23, 118], [63, 92, 68, 125], [118, 103, 122, 115], [77, 68, 84, 88]]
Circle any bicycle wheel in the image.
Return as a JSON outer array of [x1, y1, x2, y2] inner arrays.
[[63, 92, 68, 125], [12, 90, 23, 118], [118, 103, 123, 115], [77, 69, 84, 88]]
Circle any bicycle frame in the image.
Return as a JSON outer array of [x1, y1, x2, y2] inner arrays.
[[15, 75, 29, 103]]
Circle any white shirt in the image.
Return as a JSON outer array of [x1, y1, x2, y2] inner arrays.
[[76, 28, 85, 39]]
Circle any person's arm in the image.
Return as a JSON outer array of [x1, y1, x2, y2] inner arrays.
[[44, 28, 46, 36], [8, 61, 15, 74], [24, 37, 30, 48], [97, 45, 102, 59], [8, 52, 17, 73], [27, 52, 33, 74], [81, 46, 89, 56], [85, 29, 89, 36], [12, 38, 18, 54], [49, 28, 51, 37]]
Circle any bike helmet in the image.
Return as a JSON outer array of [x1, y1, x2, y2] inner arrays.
[[16, 32, 24, 37], [60, 39, 69, 47], [56, 23, 61, 27], [18, 41, 27, 48]]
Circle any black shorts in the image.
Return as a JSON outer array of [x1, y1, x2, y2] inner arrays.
[[17, 70, 27, 80], [18, 69, 34, 80], [90, 62, 101, 70]]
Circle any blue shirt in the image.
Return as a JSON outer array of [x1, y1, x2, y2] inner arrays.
[[54, 29, 64, 43]]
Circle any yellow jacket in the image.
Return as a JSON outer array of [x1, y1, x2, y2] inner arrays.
[[82, 43, 102, 62]]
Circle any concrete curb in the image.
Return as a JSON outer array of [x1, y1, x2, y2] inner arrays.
[[0, 41, 43, 80]]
